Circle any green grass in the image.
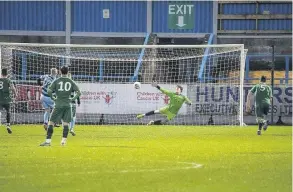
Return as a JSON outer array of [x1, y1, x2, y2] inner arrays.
[[0, 125, 291, 192]]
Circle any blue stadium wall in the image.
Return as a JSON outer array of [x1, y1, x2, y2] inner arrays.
[[0, 1, 214, 34], [0, 1, 291, 34], [72, 1, 147, 33], [220, 2, 292, 31], [0, 1, 65, 31]]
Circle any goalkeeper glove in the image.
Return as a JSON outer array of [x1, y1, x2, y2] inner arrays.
[[151, 81, 158, 87], [152, 81, 161, 90]]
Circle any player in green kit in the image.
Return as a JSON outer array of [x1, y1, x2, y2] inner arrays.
[[40, 66, 81, 146], [0, 68, 17, 134], [246, 76, 272, 135], [137, 82, 192, 125]]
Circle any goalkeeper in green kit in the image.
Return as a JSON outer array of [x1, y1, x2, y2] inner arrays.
[[137, 82, 192, 125], [246, 76, 272, 135]]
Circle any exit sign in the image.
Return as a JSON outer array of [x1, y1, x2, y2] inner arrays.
[[168, 2, 194, 30]]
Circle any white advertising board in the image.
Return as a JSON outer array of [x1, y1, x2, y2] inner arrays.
[[77, 83, 188, 114]]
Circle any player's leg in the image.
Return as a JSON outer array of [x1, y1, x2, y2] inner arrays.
[[61, 106, 73, 145], [41, 96, 54, 131], [53, 109, 61, 128], [262, 104, 270, 131], [43, 108, 51, 130], [3, 104, 12, 134], [137, 109, 161, 119], [69, 104, 76, 136], [147, 108, 175, 125], [255, 105, 265, 135], [148, 118, 169, 125], [40, 108, 61, 146]]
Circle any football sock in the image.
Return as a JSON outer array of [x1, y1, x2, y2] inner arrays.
[[63, 125, 69, 138], [6, 111, 10, 124], [154, 120, 163, 125], [46, 125, 54, 139], [70, 117, 76, 131], [145, 111, 155, 116]]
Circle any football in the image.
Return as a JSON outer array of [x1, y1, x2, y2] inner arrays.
[[134, 82, 141, 89]]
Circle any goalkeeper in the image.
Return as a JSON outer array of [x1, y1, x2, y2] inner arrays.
[[137, 82, 192, 125]]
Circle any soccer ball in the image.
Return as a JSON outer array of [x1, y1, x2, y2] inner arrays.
[[134, 82, 141, 89]]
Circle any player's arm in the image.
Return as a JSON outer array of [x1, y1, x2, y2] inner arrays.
[[47, 81, 56, 100], [185, 96, 192, 106], [71, 81, 81, 101], [151, 81, 173, 97]]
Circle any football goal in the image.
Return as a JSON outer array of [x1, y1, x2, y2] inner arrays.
[[0, 43, 247, 126]]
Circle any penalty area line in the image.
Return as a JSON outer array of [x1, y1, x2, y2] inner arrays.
[[119, 162, 203, 173]]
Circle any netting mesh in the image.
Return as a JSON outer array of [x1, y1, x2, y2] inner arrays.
[[0, 44, 246, 125]]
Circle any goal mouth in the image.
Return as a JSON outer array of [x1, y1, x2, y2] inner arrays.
[[0, 43, 246, 126]]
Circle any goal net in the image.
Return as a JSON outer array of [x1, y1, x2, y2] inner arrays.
[[0, 43, 246, 126]]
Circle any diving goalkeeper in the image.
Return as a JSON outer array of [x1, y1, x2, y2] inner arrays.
[[137, 82, 192, 125]]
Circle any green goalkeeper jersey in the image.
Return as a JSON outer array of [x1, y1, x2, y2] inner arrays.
[[160, 87, 191, 114], [0, 78, 12, 104], [250, 83, 272, 105], [48, 76, 81, 107]]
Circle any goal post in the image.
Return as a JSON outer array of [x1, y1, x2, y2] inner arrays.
[[0, 43, 246, 126]]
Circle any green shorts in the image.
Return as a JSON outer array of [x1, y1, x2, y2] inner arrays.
[[255, 103, 270, 119], [50, 106, 72, 123], [159, 106, 176, 121]]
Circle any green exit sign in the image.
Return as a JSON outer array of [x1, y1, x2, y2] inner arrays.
[[168, 2, 194, 30]]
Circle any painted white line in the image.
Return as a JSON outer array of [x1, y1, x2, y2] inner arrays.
[[120, 162, 203, 173]]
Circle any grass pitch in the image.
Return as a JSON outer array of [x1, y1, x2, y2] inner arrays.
[[0, 125, 291, 192]]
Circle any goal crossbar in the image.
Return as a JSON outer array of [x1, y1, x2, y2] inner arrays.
[[0, 42, 244, 49]]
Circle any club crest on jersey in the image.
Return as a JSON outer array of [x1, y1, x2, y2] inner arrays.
[[162, 95, 170, 104], [103, 91, 117, 105]]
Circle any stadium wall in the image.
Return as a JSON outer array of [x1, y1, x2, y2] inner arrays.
[[0, 1, 65, 31], [71, 1, 147, 33], [0, 1, 214, 36], [219, 2, 292, 32]]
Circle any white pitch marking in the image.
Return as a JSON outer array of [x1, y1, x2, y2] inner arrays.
[[119, 162, 203, 173]]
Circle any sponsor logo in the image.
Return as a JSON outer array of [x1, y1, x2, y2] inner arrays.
[[102, 91, 117, 105], [162, 95, 170, 104]]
